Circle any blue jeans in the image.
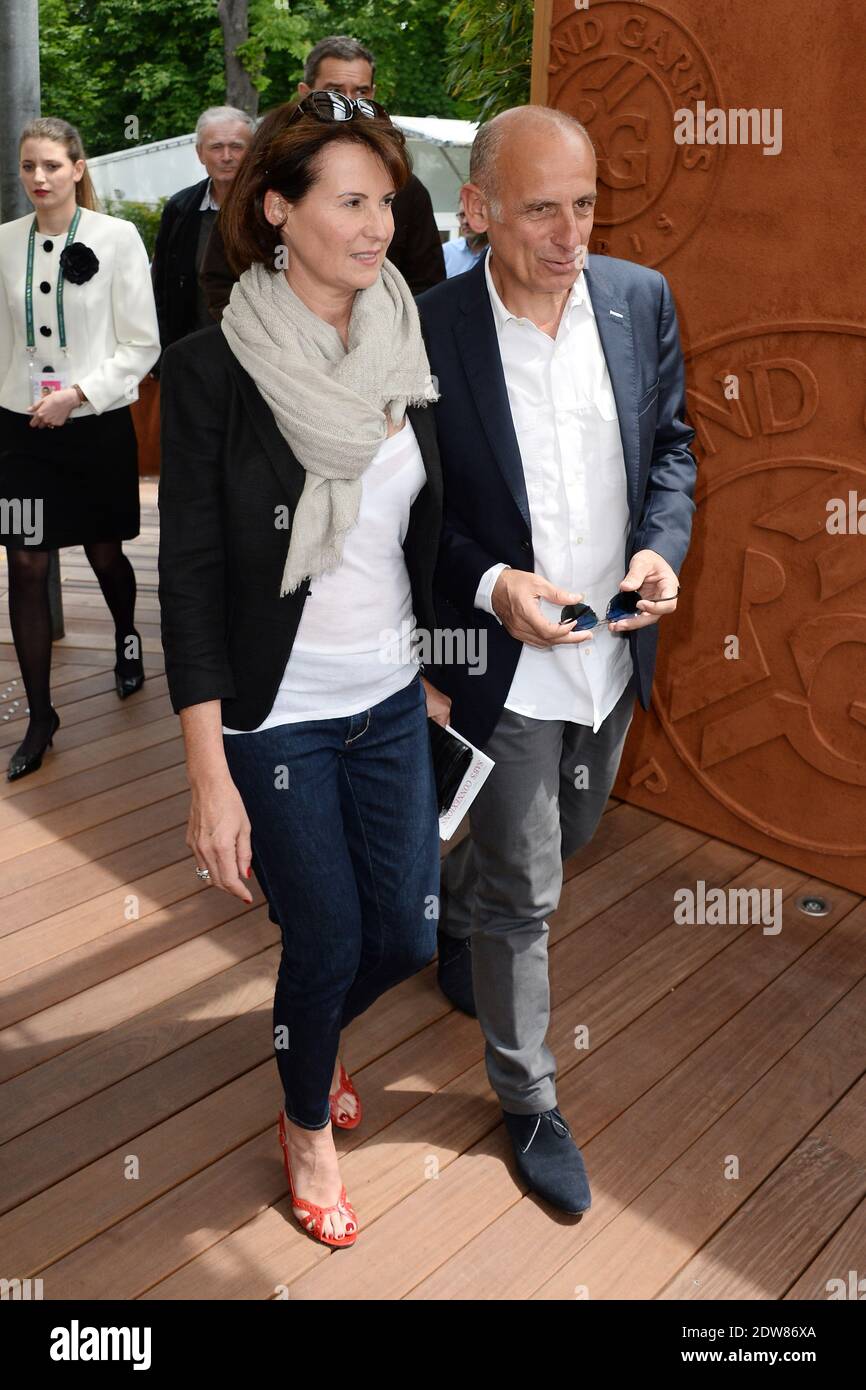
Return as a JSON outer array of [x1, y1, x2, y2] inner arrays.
[[222, 671, 440, 1129]]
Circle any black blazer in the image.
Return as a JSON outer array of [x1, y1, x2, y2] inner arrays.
[[150, 177, 211, 361], [157, 324, 443, 730]]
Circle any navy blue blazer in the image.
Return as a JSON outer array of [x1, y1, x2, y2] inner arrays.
[[416, 251, 697, 750]]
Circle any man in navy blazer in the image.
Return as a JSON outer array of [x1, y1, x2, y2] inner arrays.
[[417, 106, 696, 1214]]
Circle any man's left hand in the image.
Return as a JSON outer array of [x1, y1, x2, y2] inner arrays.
[[608, 549, 680, 632]]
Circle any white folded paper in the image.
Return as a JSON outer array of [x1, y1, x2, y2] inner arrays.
[[438, 724, 495, 841]]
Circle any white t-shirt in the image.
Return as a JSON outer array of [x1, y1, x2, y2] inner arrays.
[[223, 417, 427, 734]]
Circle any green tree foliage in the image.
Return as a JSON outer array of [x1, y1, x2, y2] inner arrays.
[[38, 0, 225, 156], [37, 0, 471, 161], [103, 196, 167, 256], [446, 0, 533, 122]]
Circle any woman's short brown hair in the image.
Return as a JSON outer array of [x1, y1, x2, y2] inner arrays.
[[220, 101, 412, 276]]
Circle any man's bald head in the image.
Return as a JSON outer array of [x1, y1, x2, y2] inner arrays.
[[462, 104, 599, 308], [469, 106, 596, 219]]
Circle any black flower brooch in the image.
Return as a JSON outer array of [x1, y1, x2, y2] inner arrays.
[[60, 242, 100, 285]]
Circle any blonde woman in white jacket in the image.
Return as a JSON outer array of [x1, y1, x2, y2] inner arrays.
[[0, 117, 160, 780]]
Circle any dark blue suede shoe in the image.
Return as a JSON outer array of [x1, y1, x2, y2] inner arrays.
[[436, 928, 477, 1017], [502, 1107, 591, 1214]]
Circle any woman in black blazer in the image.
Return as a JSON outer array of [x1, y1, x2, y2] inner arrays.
[[158, 96, 449, 1247]]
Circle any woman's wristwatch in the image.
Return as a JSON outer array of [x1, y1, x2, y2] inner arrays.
[[71, 383, 88, 405]]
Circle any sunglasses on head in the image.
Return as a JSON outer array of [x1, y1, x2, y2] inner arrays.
[[288, 91, 391, 124]]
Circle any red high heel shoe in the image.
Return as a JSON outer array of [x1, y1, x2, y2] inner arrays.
[[277, 1109, 358, 1248], [329, 1061, 362, 1130]]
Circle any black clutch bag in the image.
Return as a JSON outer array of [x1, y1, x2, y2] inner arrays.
[[428, 719, 474, 814]]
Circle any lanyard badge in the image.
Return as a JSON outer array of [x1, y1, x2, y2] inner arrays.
[[25, 206, 80, 403]]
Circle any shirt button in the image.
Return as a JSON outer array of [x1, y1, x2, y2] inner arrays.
[[42, 240, 54, 252], [39, 326, 52, 337], [40, 281, 51, 294]]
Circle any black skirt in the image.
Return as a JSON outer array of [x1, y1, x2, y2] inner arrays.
[[0, 404, 140, 550]]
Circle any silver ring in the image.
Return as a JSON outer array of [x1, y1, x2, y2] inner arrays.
[[195, 866, 211, 880]]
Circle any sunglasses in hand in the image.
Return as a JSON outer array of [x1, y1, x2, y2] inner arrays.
[[560, 590, 667, 631]]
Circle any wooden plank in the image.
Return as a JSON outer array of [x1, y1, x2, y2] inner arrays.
[[0, 715, 186, 801], [0, 822, 196, 940], [93, 850, 793, 1298], [0, 760, 188, 863], [527, 911, 866, 1300], [14, 840, 752, 1293], [0, 791, 191, 902], [658, 1076, 866, 1300], [0, 937, 278, 1149], [0, 906, 277, 1081], [530, 0, 553, 104], [0, 956, 278, 1213], [0, 735, 185, 830], [0, 678, 169, 750], [342, 884, 862, 1301], [1, 964, 456, 1284], [0, 883, 254, 1044], [0, 691, 172, 762], [784, 1194, 866, 1300]]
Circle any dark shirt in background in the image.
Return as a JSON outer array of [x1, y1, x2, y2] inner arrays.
[[151, 176, 217, 373]]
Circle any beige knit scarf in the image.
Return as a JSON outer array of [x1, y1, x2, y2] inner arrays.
[[221, 258, 439, 596]]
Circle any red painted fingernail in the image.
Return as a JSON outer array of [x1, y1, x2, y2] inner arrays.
[[246, 866, 252, 878]]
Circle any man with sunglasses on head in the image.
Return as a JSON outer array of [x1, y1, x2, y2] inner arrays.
[[416, 106, 697, 1216], [200, 34, 445, 316]]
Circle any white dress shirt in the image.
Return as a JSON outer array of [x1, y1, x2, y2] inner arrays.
[[474, 249, 632, 731], [0, 205, 160, 417], [223, 418, 427, 733]]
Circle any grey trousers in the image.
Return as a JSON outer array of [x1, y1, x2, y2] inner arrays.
[[439, 677, 636, 1113]]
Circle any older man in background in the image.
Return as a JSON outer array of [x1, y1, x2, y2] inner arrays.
[[150, 105, 255, 366]]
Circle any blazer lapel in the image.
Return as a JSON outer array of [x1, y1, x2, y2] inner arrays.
[[583, 257, 640, 516], [454, 258, 531, 534], [407, 400, 443, 509]]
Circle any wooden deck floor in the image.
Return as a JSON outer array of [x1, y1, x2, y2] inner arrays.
[[1, 480, 864, 1301]]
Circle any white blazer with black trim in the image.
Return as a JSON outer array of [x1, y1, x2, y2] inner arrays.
[[0, 204, 160, 417]]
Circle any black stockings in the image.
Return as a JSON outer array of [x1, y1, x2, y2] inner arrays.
[[5, 541, 139, 757]]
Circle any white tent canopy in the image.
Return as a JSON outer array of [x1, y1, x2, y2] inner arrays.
[[87, 117, 478, 234]]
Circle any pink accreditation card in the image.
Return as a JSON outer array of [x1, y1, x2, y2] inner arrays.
[[28, 361, 68, 405]]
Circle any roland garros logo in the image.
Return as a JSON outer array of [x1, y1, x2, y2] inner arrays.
[[547, 0, 724, 265], [651, 324, 866, 857]]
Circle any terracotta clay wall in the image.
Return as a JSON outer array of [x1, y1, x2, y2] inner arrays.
[[131, 375, 161, 477], [532, 0, 866, 893]]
